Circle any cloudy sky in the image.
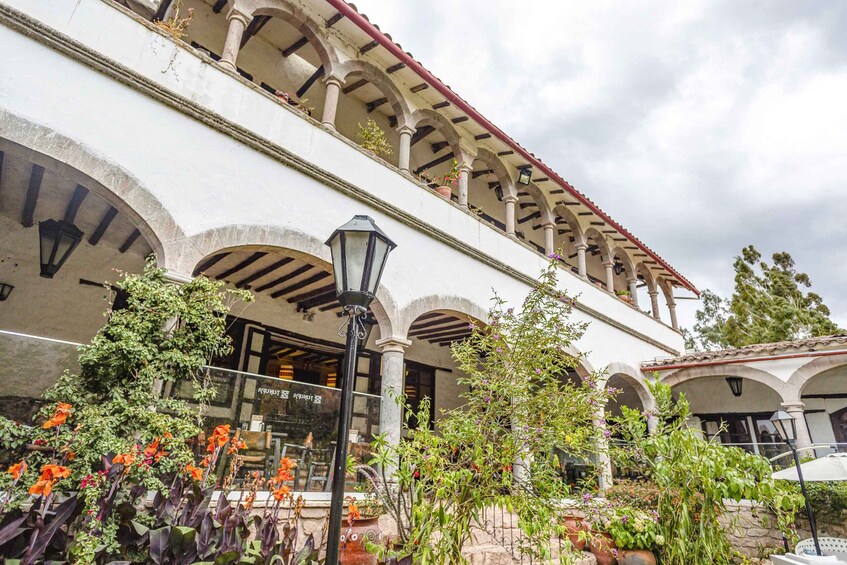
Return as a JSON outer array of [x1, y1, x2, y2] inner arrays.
[[351, 0, 847, 331]]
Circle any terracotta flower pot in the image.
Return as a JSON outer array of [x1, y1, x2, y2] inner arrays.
[[589, 531, 618, 565], [340, 516, 381, 565], [617, 549, 657, 565], [562, 516, 587, 551], [435, 185, 452, 199]]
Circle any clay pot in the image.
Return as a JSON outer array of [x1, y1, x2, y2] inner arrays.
[[340, 517, 381, 565], [562, 516, 587, 551], [435, 185, 452, 199], [617, 549, 657, 565], [589, 531, 618, 565]]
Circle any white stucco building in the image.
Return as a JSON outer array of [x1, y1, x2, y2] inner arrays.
[[0, 0, 843, 484]]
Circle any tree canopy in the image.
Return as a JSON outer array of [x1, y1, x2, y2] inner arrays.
[[686, 245, 840, 351]]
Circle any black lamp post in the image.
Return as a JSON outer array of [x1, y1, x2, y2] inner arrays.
[[726, 377, 743, 397], [325, 215, 395, 565], [770, 410, 820, 556], [39, 219, 83, 279]]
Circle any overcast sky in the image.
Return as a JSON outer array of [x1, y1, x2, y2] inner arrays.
[[351, 0, 847, 332]]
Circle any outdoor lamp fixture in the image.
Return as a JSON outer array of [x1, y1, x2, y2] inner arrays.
[[770, 410, 821, 556], [325, 215, 396, 565], [517, 166, 532, 186], [613, 261, 625, 276], [725, 377, 743, 397], [39, 219, 83, 279], [0, 283, 13, 301], [493, 184, 504, 202], [358, 316, 376, 350]]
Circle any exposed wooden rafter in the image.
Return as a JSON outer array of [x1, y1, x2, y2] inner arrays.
[[325, 12, 344, 27], [296, 66, 325, 98], [474, 133, 491, 141], [240, 16, 272, 48], [270, 271, 330, 299], [288, 283, 336, 305], [386, 62, 405, 74], [119, 229, 142, 253], [63, 185, 89, 223], [342, 79, 368, 94], [212, 0, 228, 14], [218, 252, 267, 280], [256, 265, 312, 292], [21, 164, 45, 228], [410, 125, 435, 146], [432, 101, 450, 110], [89, 207, 118, 246], [451, 116, 468, 124], [518, 211, 541, 224], [497, 150, 514, 157], [235, 257, 294, 288], [367, 97, 389, 113], [472, 169, 493, 179], [410, 83, 429, 93], [414, 151, 455, 175], [359, 40, 379, 54], [282, 37, 309, 58], [430, 141, 449, 153]]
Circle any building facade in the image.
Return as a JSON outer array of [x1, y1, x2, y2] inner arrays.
[[0, 0, 842, 486]]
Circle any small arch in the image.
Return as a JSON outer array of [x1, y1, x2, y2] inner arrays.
[[473, 148, 516, 199], [584, 227, 612, 264], [636, 262, 658, 292], [606, 362, 655, 411], [410, 108, 465, 161], [788, 353, 847, 395], [397, 295, 489, 339], [661, 364, 795, 402], [0, 110, 180, 265], [243, 0, 340, 75], [336, 60, 414, 130], [611, 247, 636, 280]]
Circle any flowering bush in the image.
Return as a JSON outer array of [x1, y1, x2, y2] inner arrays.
[[605, 478, 661, 511], [604, 506, 663, 552], [365, 256, 615, 564]]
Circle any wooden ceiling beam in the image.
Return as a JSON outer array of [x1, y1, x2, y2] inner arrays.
[[212, 0, 228, 13], [430, 141, 449, 153], [240, 15, 272, 48], [410, 83, 429, 93], [518, 211, 541, 224], [432, 101, 450, 110], [270, 271, 330, 298], [497, 150, 514, 157], [366, 97, 389, 113], [414, 151, 455, 175], [119, 229, 142, 253], [410, 125, 435, 146], [282, 37, 309, 58], [89, 206, 118, 246], [386, 62, 405, 74], [235, 256, 294, 288], [342, 78, 368, 94], [217, 252, 267, 280], [472, 169, 493, 179], [325, 12, 344, 27], [63, 184, 89, 223], [256, 264, 313, 292], [296, 290, 339, 310], [359, 40, 379, 54], [452, 116, 468, 124], [21, 164, 45, 228], [409, 317, 462, 331], [474, 133, 491, 141], [287, 283, 336, 304], [296, 66, 325, 98]]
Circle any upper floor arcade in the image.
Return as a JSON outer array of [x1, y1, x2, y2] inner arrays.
[[0, 0, 695, 347]]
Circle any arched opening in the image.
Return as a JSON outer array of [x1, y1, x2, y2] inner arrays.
[[467, 149, 513, 233], [409, 109, 465, 197], [552, 204, 583, 275], [584, 228, 613, 291], [606, 374, 647, 420], [668, 375, 786, 457], [403, 308, 485, 430], [187, 246, 388, 490], [0, 141, 158, 422], [799, 363, 847, 448]]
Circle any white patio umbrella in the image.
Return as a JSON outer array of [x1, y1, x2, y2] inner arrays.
[[772, 454, 847, 482]]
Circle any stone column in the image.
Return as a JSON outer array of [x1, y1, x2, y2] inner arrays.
[[782, 401, 813, 450], [376, 337, 411, 450], [504, 195, 518, 237], [396, 126, 415, 173], [153, 270, 193, 396], [603, 260, 615, 293], [321, 77, 343, 130], [595, 406, 613, 490], [542, 222, 556, 256], [648, 290, 661, 320], [628, 278, 639, 307], [576, 242, 588, 278], [646, 412, 659, 435], [220, 8, 251, 73], [667, 299, 679, 330], [457, 163, 472, 208]]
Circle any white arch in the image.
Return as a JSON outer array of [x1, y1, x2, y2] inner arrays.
[[173, 224, 400, 339], [0, 109, 180, 265], [397, 294, 489, 338], [336, 60, 414, 130], [661, 364, 795, 403], [473, 147, 516, 199], [606, 361, 655, 410], [410, 108, 465, 161], [788, 353, 847, 395]]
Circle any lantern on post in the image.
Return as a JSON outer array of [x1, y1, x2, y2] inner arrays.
[[324, 215, 395, 565]]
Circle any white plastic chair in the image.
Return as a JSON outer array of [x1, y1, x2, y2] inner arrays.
[[795, 538, 847, 560]]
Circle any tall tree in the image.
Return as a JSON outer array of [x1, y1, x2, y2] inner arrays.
[[687, 245, 840, 351]]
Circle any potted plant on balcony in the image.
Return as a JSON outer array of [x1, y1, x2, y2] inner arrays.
[[433, 159, 460, 200], [357, 119, 393, 158], [615, 289, 633, 304]]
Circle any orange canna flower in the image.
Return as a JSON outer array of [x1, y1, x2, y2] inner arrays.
[[210, 424, 231, 447], [29, 479, 54, 497], [42, 403, 72, 429], [243, 491, 256, 510], [112, 453, 136, 468], [198, 455, 212, 468], [348, 501, 361, 521], [7, 461, 26, 480], [40, 464, 71, 481], [185, 464, 204, 481], [65, 452, 76, 461], [272, 485, 291, 501]]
